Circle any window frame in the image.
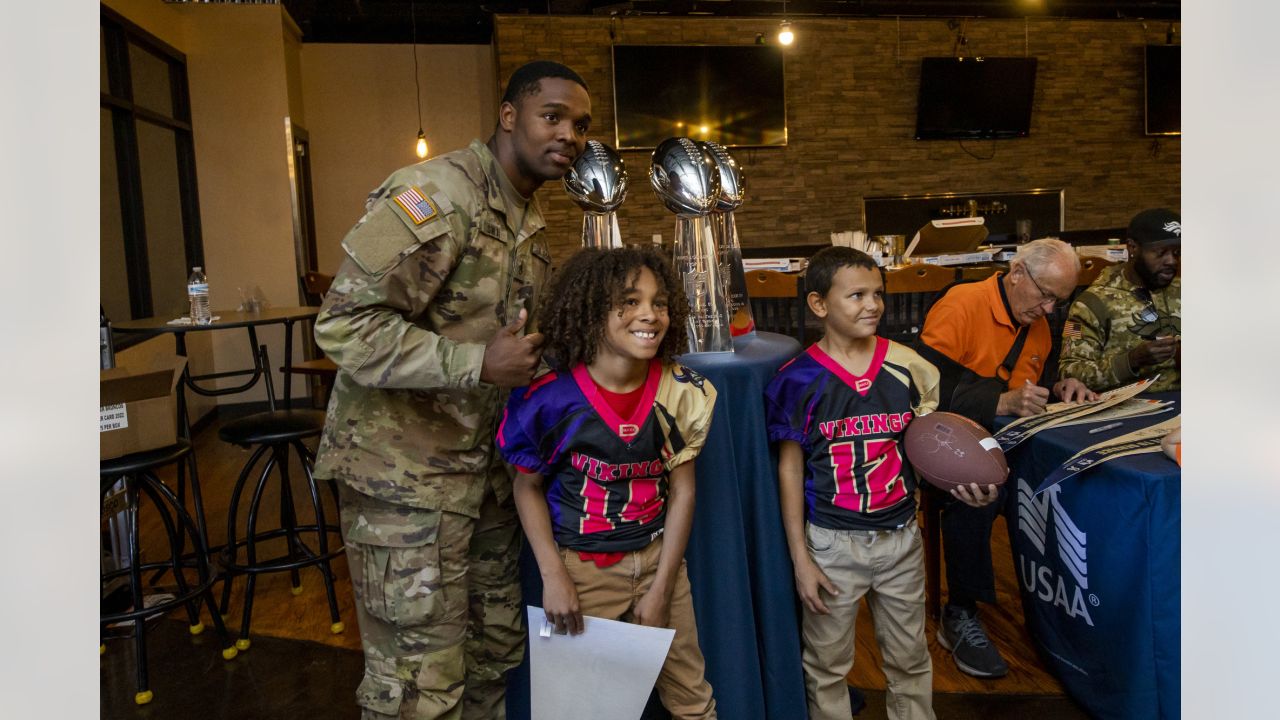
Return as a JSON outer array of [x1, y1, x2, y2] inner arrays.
[[101, 4, 203, 323]]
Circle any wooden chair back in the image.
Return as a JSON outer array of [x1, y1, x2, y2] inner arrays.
[[301, 271, 334, 306], [1075, 256, 1117, 289], [881, 264, 956, 347], [745, 270, 807, 344]]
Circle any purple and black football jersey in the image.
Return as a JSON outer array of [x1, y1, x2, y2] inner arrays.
[[498, 359, 717, 553], [765, 338, 939, 531]]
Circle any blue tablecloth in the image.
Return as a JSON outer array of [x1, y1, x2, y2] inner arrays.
[[1000, 393, 1180, 720], [506, 331, 806, 720]]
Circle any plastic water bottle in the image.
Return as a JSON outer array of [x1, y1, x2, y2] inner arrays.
[[187, 267, 211, 324]]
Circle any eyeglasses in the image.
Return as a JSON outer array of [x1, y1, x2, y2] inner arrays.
[[1023, 265, 1070, 310]]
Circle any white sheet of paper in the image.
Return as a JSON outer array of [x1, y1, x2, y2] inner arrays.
[[527, 606, 674, 720]]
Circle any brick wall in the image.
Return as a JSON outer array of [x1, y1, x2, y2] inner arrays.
[[494, 15, 1180, 264]]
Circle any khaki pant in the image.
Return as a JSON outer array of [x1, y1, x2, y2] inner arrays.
[[558, 537, 717, 720], [801, 521, 934, 720], [340, 482, 524, 720]]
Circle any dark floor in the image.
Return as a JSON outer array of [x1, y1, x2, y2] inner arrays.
[[103, 618, 1089, 719]]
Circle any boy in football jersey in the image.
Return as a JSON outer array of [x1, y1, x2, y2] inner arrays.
[[765, 247, 996, 720], [498, 246, 719, 719]]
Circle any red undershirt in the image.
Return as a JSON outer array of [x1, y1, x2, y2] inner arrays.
[[578, 378, 647, 568]]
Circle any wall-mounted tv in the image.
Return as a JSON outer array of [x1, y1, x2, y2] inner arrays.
[[914, 57, 1037, 140], [1145, 45, 1180, 136], [611, 44, 787, 150]]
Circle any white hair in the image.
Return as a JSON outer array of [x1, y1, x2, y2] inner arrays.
[[1011, 237, 1080, 275]]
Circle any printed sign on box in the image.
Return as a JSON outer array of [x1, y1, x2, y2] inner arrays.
[[100, 355, 185, 460]]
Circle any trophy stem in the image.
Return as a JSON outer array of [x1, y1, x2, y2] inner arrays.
[[712, 212, 755, 336], [673, 216, 734, 354], [582, 212, 624, 249]]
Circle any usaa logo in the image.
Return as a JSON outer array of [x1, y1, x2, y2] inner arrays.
[[1015, 478, 1096, 627]]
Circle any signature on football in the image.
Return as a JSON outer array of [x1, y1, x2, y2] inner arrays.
[[919, 432, 967, 458]]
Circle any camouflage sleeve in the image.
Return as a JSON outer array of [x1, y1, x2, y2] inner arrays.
[[314, 193, 485, 390], [1057, 292, 1136, 391]]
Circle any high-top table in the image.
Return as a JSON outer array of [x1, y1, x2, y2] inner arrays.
[[113, 306, 321, 547], [999, 393, 1180, 720], [507, 331, 807, 720], [114, 306, 321, 418]]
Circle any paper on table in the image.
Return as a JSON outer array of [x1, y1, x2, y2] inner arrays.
[[1049, 398, 1174, 429], [527, 606, 674, 720], [1034, 415, 1180, 494], [995, 376, 1158, 451]]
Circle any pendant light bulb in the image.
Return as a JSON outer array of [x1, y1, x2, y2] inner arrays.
[[778, 21, 794, 46], [416, 129, 428, 159]]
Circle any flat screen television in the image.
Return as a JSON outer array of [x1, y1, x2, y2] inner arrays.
[[1145, 45, 1180, 136], [914, 57, 1037, 140], [611, 44, 787, 150]]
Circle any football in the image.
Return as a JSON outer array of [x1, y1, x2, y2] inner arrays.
[[904, 411, 1009, 491]]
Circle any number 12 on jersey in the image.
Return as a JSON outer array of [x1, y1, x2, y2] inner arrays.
[[829, 438, 906, 513]]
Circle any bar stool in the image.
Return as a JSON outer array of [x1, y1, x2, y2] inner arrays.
[[218, 345, 344, 651], [100, 441, 237, 705]]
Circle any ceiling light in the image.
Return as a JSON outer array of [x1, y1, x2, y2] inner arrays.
[[778, 20, 794, 46]]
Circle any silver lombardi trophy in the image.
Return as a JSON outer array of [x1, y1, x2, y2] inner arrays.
[[650, 137, 733, 353], [563, 139, 627, 249], [701, 141, 755, 337]]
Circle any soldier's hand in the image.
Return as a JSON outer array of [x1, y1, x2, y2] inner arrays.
[[1129, 336, 1178, 369], [997, 380, 1050, 417], [543, 569, 584, 635], [480, 309, 545, 388], [1052, 377, 1097, 404]]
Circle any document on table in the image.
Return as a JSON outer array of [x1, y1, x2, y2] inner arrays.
[[1049, 398, 1175, 429], [995, 376, 1158, 451], [527, 606, 674, 720], [1034, 415, 1181, 494]]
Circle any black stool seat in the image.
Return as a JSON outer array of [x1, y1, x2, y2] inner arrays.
[[216, 345, 345, 650], [218, 409, 326, 446], [101, 441, 192, 478]]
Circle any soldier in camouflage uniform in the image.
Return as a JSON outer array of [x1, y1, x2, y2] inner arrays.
[[1059, 208, 1181, 393], [312, 61, 593, 719]]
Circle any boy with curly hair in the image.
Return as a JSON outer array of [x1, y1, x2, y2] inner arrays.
[[497, 246, 719, 719]]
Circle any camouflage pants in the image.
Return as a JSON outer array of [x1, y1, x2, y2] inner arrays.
[[339, 483, 524, 720]]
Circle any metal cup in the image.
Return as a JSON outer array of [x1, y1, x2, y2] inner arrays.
[[563, 139, 628, 249], [701, 141, 755, 337], [650, 138, 733, 354]]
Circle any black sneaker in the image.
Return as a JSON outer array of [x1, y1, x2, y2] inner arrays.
[[937, 605, 1009, 678]]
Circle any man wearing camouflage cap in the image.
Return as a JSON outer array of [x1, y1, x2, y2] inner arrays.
[[313, 61, 592, 719], [1059, 208, 1181, 392]]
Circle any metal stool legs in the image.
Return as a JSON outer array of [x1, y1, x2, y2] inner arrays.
[[219, 437, 344, 650], [101, 462, 237, 705]]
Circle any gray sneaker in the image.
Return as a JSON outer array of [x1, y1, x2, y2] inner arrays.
[[937, 605, 1009, 678]]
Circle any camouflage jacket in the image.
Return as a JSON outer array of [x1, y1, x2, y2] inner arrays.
[[1058, 264, 1181, 393], [312, 140, 553, 516]]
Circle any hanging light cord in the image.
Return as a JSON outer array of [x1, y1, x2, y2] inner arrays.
[[411, 0, 422, 131]]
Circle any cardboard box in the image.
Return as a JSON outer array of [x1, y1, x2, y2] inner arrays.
[[100, 355, 186, 460]]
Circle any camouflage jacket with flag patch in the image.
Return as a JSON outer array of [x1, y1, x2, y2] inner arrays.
[[1058, 263, 1180, 393], [312, 140, 553, 516]]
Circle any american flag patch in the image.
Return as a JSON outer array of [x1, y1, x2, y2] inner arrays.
[[392, 186, 439, 225], [1063, 320, 1082, 339]]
